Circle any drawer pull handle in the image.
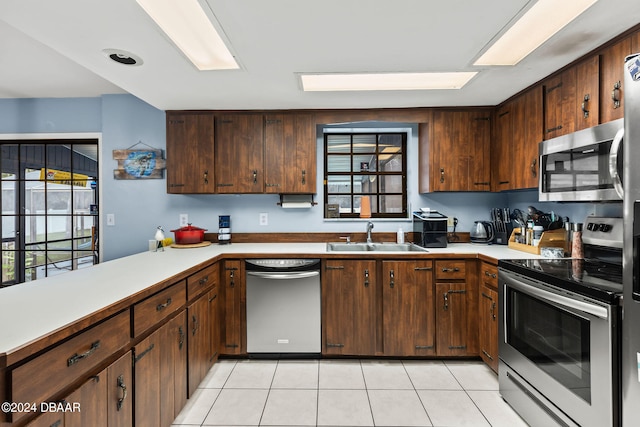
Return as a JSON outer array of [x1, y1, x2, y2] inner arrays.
[[156, 297, 172, 311], [178, 326, 185, 350], [302, 169, 306, 185], [415, 345, 434, 350], [612, 81, 621, 109], [117, 374, 128, 411], [208, 294, 217, 302], [327, 343, 345, 348], [414, 267, 433, 271], [192, 315, 199, 336], [135, 344, 155, 363], [199, 276, 209, 285], [482, 349, 494, 361], [67, 340, 100, 367], [441, 267, 460, 272]]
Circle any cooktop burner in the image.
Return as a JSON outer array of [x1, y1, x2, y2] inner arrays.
[[499, 258, 622, 304]]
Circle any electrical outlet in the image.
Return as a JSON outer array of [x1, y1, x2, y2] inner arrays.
[[259, 212, 268, 226], [447, 217, 455, 227], [106, 213, 115, 226], [179, 213, 189, 226]]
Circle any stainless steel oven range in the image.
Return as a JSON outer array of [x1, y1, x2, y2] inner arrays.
[[498, 216, 623, 427]]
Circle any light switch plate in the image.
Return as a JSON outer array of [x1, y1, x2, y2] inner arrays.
[[106, 214, 115, 226]]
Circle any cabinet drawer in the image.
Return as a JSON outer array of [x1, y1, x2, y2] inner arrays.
[[435, 260, 466, 280], [480, 262, 498, 289], [133, 280, 187, 337], [10, 310, 130, 422], [187, 263, 218, 300]]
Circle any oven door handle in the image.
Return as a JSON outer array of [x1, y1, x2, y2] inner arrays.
[[507, 278, 609, 320], [247, 271, 319, 280], [609, 127, 624, 199]]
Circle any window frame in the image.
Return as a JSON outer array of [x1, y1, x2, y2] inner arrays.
[[323, 131, 407, 219]]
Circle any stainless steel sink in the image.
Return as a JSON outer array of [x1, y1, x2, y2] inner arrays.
[[326, 242, 428, 252]]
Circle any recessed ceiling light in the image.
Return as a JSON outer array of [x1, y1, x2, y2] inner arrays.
[[300, 72, 477, 92], [474, 0, 598, 66], [136, 0, 238, 71], [103, 49, 143, 66]]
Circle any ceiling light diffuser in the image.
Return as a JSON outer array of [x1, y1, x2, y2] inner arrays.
[[474, 0, 598, 66], [300, 72, 477, 92], [136, 0, 238, 70]]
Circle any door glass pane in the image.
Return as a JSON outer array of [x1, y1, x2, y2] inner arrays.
[[353, 134, 376, 153], [327, 176, 352, 193], [327, 155, 351, 173], [326, 135, 351, 153], [1, 145, 18, 178], [327, 195, 352, 214], [353, 154, 377, 173], [379, 195, 403, 213], [380, 175, 403, 193], [1, 245, 15, 283]]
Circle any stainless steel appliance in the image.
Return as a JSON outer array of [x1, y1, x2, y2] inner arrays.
[[499, 216, 623, 427], [470, 221, 494, 244], [622, 52, 640, 427], [245, 259, 321, 354], [539, 118, 624, 202], [412, 211, 447, 248]]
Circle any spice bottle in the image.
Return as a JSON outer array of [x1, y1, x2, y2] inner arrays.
[[572, 223, 584, 259], [565, 222, 573, 256]]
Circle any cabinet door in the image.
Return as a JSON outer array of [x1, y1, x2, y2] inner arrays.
[[436, 282, 468, 356], [492, 103, 513, 191], [134, 331, 161, 427], [512, 86, 543, 189], [65, 373, 107, 427], [264, 113, 316, 194], [166, 112, 215, 194], [382, 260, 435, 356], [187, 295, 211, 397], [106, 351, 133, 427], [208, 287, 220, 364], [215, 114, 264, 193], [544, 71, 577, 139], [600, 36, 632, 123], [575, 55, 600, 131], [479, 284, 498, 373], [222, 260, 244, 355], [432, 110, 491, 191], [322, 259, 376, 355], [161, 312, 188, 425]]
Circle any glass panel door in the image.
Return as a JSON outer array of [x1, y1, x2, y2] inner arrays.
[[1, 141, 99, 287]]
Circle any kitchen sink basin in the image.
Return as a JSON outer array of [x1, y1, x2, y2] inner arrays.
[[326, 242, 428, 252]]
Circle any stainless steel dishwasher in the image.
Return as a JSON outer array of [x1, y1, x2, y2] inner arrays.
[[245, 259, 321, 354]]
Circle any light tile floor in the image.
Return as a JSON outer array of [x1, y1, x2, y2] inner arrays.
[[171, 358, 529, 427]]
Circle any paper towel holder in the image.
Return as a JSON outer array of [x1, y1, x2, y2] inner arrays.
[[277, 194, 317, 208]]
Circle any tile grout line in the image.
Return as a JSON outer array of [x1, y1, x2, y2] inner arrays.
[[443, 361, 494, 427], [199, 360, 237, 427], [401, 359, 435, 427]]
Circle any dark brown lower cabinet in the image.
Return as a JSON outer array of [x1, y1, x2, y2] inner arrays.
[[435, 282, 469, 356], [322, 259, 377, 355], [382, 260, 435, 356], [221, 260, 243, 355], [187, 291, 215, 396], [479, 261, 499, 372], [27, 351, 133, 427], [134, 312, 187, 427]]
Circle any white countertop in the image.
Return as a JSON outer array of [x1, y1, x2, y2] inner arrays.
[[0, 242, 539, 358]]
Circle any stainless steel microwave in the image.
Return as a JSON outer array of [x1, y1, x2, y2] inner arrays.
[[539, 118, 624, 202]]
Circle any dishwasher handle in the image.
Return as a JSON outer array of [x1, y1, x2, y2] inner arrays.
[[247, 270, 320, 280]]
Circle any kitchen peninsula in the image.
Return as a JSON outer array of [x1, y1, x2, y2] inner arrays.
[[0, 241, 537, 427]]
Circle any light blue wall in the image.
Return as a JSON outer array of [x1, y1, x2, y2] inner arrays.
[[0, 95, 615, 261]]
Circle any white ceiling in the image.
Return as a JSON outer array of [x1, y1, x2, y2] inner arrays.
[[1, 0, 640, 111]]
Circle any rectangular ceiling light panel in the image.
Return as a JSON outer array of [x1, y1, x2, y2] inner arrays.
[[474, 0, 598, 66], [301, 72, 477, 92], [136, 0, 238, 70]]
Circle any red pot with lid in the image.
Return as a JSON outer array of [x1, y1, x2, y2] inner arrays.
[[170, 224, 207, 244]]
